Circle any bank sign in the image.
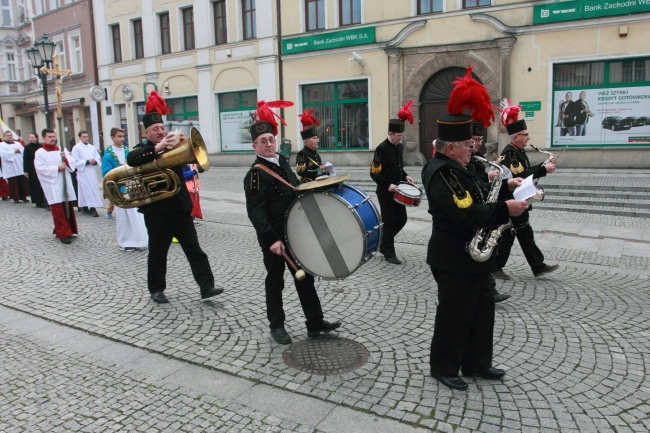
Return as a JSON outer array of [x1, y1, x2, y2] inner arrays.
[[534, 0, 650, 24], [283, 27, 375, 55]]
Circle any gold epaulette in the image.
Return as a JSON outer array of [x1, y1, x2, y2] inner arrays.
[[510, 161, 524, 175], [370, 162, 382, 175]]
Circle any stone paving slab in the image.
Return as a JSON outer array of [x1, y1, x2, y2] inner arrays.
[[1, 166, 649, 432]]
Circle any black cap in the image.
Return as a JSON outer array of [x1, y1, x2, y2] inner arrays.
[[250, 121, 275, 142], [437, 113, 472, 142], [300, 127, 317, 140], [471, 121, 485, 137], [142, 111, 164, 129], [506, 119, 527, 135], [388, 119, 405, 133]]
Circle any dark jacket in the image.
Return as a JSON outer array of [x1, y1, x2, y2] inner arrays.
[[370, 138, 408, 192], [421, 153, 511, 274], [23, 141, 42, 174], [244, 154, 298, 249], [295, 146, 323, 183], [125, 141, 193, 214], [500, 144, 547, 180]]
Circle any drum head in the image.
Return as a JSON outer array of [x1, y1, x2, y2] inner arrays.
[[294, 174, 351, 191], [396, 183, 422, 197], [286, 192, 365, 279]]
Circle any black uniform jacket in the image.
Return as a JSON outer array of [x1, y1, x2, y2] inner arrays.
[[244, 154, 299, 249], [370, 139, 408, 191], [500, 144, 547, 180], [421, 153, 511, 274], [126, 141, 193, 214], [296, 146, 324, 183]]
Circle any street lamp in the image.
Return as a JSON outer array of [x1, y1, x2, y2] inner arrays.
[[26, 34, 56, 129]]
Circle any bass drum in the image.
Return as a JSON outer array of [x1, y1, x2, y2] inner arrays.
[[285, 183, 382, 280]]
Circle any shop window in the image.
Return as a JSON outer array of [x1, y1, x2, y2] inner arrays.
[[554, 61, 605, 88], [302, 80, 369, 150], [218, 90, 258, 152], [609, 59, 649, 83]]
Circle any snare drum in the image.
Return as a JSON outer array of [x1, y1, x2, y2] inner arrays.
[[285, 183, 382, 280], [393, 182, 424, 207]]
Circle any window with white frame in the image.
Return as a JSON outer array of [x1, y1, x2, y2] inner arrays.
[[6, 53, 17, 81], [1, 0, 11, 27], [242, 0, 256, 40], [69, 34, 83, 74], [54, 39, 67, 70]]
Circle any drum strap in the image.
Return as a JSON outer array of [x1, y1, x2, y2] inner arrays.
[[254, 164, 296, 190]]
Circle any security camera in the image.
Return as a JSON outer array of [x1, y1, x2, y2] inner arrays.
[[348, 51, 365, 67]]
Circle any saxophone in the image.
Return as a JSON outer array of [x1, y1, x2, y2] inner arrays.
[[466, 156, 513, 263]]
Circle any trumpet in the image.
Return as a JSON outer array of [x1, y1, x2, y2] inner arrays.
[[104, 127, 209, 208]]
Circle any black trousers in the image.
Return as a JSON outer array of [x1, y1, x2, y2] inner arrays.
[[27, 170, 47, 205], [377, 189, 407, 257], [262, 248, 323, 331], [143, 212, 214, 294], [430, 268, 495, 377], [497, 210, 545, 274]]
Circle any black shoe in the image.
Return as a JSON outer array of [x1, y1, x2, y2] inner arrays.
[[270, 327, 292, 345], [463, 367, 506, 380], [200, 287, 224, 300], [494, 293, 511, 303], [151, 291, 169, 304], [60, 236, 73, 244], [89, 208, 99, 217], [385, 256, 402, 265], [534, 264, 559, 277], [1, 197, 8, 201], [431, 373, 468, 390], [492, 269, 511, 280], [307, 320, 342, 338]]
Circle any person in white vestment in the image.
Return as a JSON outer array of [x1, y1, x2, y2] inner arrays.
[[72, 130, 103, 217], [0, 130, 29, 202], [101, 127, 148, 251], [34, 128, 78, 244]]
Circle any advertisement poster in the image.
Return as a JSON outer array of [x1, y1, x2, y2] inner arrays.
[[552, 86, 650, 147], [219, 110, 254, 152]]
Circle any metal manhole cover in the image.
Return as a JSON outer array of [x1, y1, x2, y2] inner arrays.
[[283, 337, 368, 375]]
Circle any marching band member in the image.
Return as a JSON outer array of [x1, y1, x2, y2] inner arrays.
[[422, 66, 527, 390], [495, 101, 559, 279], [126, 91, 222, 304], [295, 109, 333, 183], [244, 100, 341, 345], [370, 101, 415, 265]]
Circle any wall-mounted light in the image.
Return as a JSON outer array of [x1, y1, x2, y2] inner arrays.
[[619, 25, 628, 37], [164, 82, 170, 94]]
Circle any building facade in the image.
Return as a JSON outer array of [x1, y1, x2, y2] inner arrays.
[[0, 0, 100, 150], [94, 0, 650, 168]]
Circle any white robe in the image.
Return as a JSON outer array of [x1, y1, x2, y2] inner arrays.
[[0, 141, 25, 179], [34, 148, 77, 204], [115, 206, 149, 249], [72, 141, 104, 208]]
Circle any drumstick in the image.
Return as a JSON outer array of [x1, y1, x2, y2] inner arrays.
[[281, 250, 306, 281]]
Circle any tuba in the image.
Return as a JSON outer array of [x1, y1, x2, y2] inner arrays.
[[466, 156, 512, 262], [104, 127, 209, 209]]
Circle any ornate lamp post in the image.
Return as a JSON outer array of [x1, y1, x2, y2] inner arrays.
[[26, 34, 56, 129]]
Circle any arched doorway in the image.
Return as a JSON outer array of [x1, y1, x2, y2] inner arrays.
[[419, 67, 482, 159]]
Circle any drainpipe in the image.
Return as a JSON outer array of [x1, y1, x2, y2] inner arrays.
[[275, 0, 285, 138]]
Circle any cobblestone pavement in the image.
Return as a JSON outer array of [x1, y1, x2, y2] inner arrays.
[[1, 166, 649, 432]]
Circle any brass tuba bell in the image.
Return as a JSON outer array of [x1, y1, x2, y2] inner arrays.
[[103, 127, 209, 209]]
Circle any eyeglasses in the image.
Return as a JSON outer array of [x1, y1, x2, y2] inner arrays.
[[254, 137, 276, 145], [516, 133, 530, 137]]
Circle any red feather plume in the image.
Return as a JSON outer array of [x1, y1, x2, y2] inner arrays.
[[447, 64, 494, 127], [298, 109, 320, 130], [254, 100, 294, 135], [499, 98, 521, 127], [397, 100, 414, 125], [145, 90, 172, 116]]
